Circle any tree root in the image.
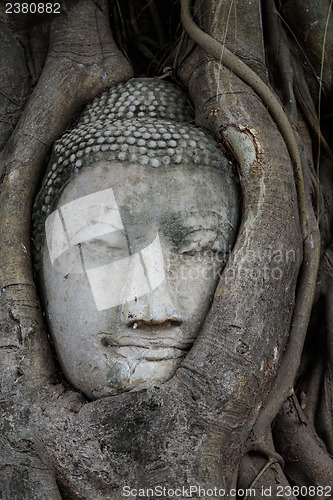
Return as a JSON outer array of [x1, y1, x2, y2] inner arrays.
[[239, 452, 298, 500], [263, 0, 298, 123], [0, 2, 132, 497], [180, 0, 321, 487], [244, 458, 276, 499], [243, 442, 284, 469], [290, 389, 308, 425], [274, 397, 333, 495], [180, 0, 308, 235]]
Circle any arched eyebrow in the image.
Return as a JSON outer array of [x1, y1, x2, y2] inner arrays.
[[178, 211, 232, 246], [183, 210, 227, 229]]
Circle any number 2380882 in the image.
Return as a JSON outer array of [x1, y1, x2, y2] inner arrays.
[[5, 3, 61, 14]]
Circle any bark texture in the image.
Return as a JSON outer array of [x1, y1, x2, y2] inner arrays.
[[0, 1, 132, 497]]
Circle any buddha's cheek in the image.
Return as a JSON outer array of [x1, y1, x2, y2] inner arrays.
[[166, 255, 223, 330], [40, 265, 185, 398], [40, 261, 110, 377]]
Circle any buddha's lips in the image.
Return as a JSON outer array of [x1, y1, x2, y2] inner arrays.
[[108, 345, 186, 362], [98, 331, 195, 351]]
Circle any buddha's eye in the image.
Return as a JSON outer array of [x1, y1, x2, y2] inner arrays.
[[80, 233, 129, 268], [179, 230, 221, 255]]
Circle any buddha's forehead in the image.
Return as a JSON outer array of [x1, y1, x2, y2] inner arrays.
[[53, 160, 229, 227], [32, 79, 240, 270]]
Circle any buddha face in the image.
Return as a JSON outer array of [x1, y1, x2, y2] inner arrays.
[[40, 160, 238, 399]]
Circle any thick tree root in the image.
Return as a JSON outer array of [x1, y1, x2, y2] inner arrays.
[[180, 0, 322, 489], [274, 398, 333, 497], [0, 2, 132, 497], [180, 0, 308, 235]]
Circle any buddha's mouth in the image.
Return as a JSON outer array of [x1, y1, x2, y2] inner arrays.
[[98, 329, 195, 352], [99, 340, 191, 362], [105, 345, 186, 362]]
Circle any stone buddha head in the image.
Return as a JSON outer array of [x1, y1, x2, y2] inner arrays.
[[32, 78, 239, 399]]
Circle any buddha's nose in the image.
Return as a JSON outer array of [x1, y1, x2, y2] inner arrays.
[[121, 282, 183, 327]]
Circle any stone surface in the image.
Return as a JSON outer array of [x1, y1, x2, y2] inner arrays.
[[32, 78, 239, 399]]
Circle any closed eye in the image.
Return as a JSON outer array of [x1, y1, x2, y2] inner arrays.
[[80, 232, 130, 267], [179, 230, 221, 254]]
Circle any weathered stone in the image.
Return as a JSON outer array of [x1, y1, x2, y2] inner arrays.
[[32, 78, 239, 399]]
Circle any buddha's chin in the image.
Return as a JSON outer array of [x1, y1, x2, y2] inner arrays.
[[90, 348, 185, 399]]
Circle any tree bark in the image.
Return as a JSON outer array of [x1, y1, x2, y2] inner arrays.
[[0, 1, 132, 497]]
